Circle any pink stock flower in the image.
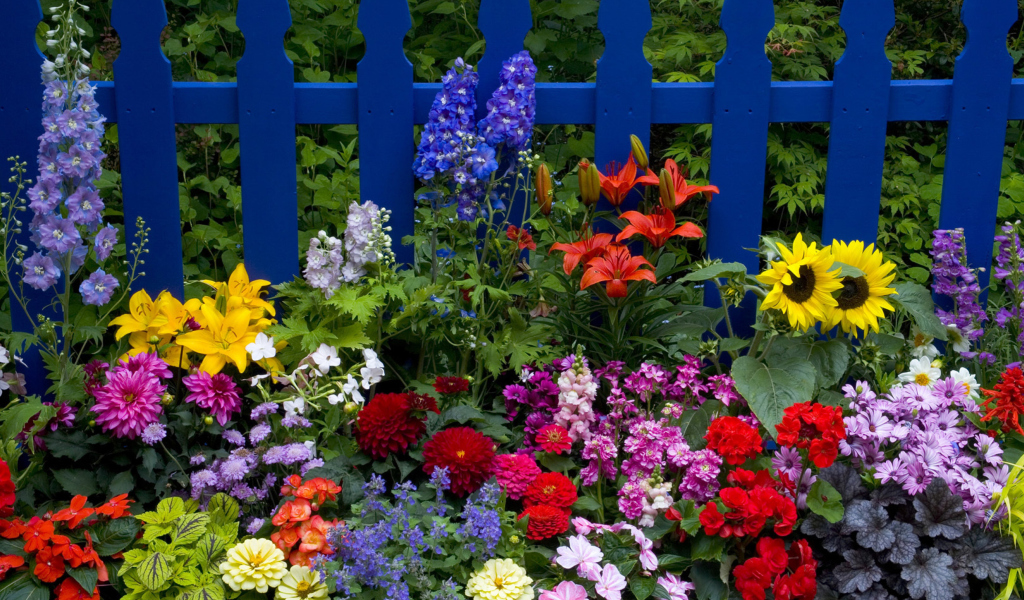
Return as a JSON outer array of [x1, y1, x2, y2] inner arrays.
[[555, 535, 603, 580], [92, 368, 164, 439], [540, 581, 589, 600], [183, 371, 243, 426], [594, 564, 627, 600]]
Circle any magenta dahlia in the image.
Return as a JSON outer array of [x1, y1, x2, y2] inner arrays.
[[183, 371, 242, 426], [493, 453, 541, 500], [92, 369, 165, 439]]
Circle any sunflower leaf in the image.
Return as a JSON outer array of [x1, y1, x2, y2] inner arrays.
[[892, 283, 948, 340], [731, 355, 815, 438]]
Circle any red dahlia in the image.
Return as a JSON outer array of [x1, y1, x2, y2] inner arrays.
[[356, 393, 427, 459], [705, 416, 763, 465], [433, 376, 470, 396], [422, 427, 495, 496], [535, 424, 572, 454], [407, 392, 441, 414], [523, 472, 578, 511], [518, 504, 569, 540], [775, 401, 846, 468]]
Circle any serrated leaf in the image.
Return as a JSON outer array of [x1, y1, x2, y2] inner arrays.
[[682, 261, 747, 282], [206, 494, 239, 526], [136, 552, 174, 590], [93, 517, 140, 556], [52, 469, 98, 497], [901, 548, 956, 600], [676, 400, 722, 449], [731, 355, 815, 438], [195, 533, 227, 571], [630, 577, 657, 600], [807, 480, 845, 523], [893, 282, 947, 340], [172, 513, 210, 546]]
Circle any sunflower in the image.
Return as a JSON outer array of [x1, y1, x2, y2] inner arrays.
[[757, 233, 843, 331], [822, 240, 898, 335]]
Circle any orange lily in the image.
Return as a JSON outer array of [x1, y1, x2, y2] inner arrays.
[[638, 159, 719, 208], [550, 233, 614, 275], [598, 156, 655, 207], [580, 244, 657, 298], [616, 209, 704, 247], [506, 225, 537, 251]]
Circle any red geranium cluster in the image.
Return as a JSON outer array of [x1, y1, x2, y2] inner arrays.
[[433, 376, 470, 396], [271, 475, 343, 566], [422, 427, 496, 497], [699, 469, 797, 538], [356, 392, 439, 459], [733, 538, 817, 600], [705, 416, 763, 465], [519, 471, 576, 540], [775, 401, 846, 468]]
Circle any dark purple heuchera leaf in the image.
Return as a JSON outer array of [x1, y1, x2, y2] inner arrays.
[[901, 548, 956, 600], [950, 527, 1022, 583], [913, 479, 966, 540], [871, 483, 909, 507], [820, 463, 867, 504], [853, 583, 894, 600], [801, 513, 854, 554], [846, 500, 896, 552], [836, 549, 883, 594], [884, 520, 920, 565]]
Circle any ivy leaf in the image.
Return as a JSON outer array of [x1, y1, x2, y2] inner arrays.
[[845, 500, 893, 551], [885, 521, 921, 565], [807, 480, 845, 524], [954, 527, 1021, 582], [901, 548, 956, 600], [892, 283, 947, 340], [834, 549, 883, 594], [913, 479, 966, 540], [730, 355, 815, 438]]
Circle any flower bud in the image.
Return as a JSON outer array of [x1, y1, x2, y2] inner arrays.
[[344, 402, 359, 415], [203, 416, 214, 426], [659, 168, 676, 211], [161, 393, 174, 406], [578, 160, 601, 207], [535, 163, 553, 216], [630, 134, 648, 170], [88, 419, 96, 427]]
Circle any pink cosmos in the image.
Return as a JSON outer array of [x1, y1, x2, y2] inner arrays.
[[594, 564, 627, 600], [657, 573, 695, 600], [555, 534, 603, 580], [183, 371, 242, 425], [92, 368, 165, 439], [539, 581, 588, 600]]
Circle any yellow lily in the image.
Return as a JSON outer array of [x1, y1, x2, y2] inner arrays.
[[109, 290, 168, 340], [176, 304, 258, 374], [202, 264, 276, 317]]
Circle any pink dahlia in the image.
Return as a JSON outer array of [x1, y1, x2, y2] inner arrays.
[[183, 371, 242, 426], [92, 369, 165, 439], [493, 453, 541, 500], [123, 352, 173, 379]]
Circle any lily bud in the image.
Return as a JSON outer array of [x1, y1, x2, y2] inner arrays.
[[630, 134, 648, 170], [658, 168, 676, 211], [535, 163, 553, 216], [578, 160, 601, 207]]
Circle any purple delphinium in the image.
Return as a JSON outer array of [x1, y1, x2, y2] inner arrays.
[[79, 269, 118, 306], [413, 58, 480, 183], [994, 221, 1024, 357], [477, 51, 538, 151], [931, 228, 987, 354], [22, 252, 61, 290]]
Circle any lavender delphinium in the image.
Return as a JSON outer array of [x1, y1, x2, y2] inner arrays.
[[931, 228, 988, 355], [993, 221, 1024, 358], [477, 51, 538, 151], [303, 201, 394, 296]]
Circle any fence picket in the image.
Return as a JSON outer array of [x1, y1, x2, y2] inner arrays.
[[705, 0, 776, 332], [111, 0, 184, 298], [938, 0, 1018, 293], [595, 0, 653, 212], [476, 0, 532, 121], [236, 0, 298, 285], [358, 0, 415, 266], [821, 0, 894, 246]]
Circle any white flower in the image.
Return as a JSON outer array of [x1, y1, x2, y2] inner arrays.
[[303, 440, 317, 457], [911, 343, 939, 360], [0, 345, 9, 366], [950, 367, 981, 399], [327, 393, 344, 405], [0, 378, 8, 397], [310, 344, 341, 375], [283, 398, 305, 418], [945, 325, 971, 353], [360, 348, 385, 388], [343, 375, 365, 405], [246, 333, 277, 362], [898, 358, 942, 388]]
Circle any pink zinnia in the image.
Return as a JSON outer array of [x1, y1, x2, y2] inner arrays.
[[493, 453, 541, 500], [92, 369, 164, 439], [183, 372, 242, 426]]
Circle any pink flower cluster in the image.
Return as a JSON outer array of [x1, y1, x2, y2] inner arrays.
[[91, 353, 170, 439], [553, 355, 598, 442]]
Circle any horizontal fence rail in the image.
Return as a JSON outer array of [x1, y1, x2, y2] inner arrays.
[[0, 0, 1020, 390]]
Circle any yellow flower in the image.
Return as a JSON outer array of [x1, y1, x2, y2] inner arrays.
[[220, 538, 288, 594], [757, 233, 843, 331], [275, 566, 328, 600], [110, 290, 191, 368], [176, 303, 258, 374], [465, 559, 534, 600], [823, 240, 897, 335], [203, 264, 276, 317], [109, 290, 168, 340]]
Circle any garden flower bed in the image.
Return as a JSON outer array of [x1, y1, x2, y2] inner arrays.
[[2, 2, 1024, 600]]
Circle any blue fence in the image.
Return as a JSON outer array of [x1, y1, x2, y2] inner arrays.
[[0, 0, 1020, 389]]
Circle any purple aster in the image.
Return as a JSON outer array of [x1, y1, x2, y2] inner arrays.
[[223, 430, 246, 446], [218, 457, 249, 483], [301, 458, 325, 475], [190, 469, 218, 498], [190, 454, 206, 466], [250, 402, 279, 420], [22, 252, 61, 290], [80, 269, 119, 306], [246, 518, 265, 535], [281, 415, 311, 428], [230, 483, 256, 501], [38, 216, 81, 254], [772, 446, 802, 480], [875, 457, 905, 484], [902, 458, 932, 495]]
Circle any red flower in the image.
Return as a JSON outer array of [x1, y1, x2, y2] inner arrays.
[[0, 460, 14, 518], [56, 578, 99, 600], [775, 402, 846, 468], [0, 554, 24, 581], [982, 367, 1024, 435], [280, 474, 303, 497], [289, 515, 340, 566], [733, 556, 773, 600], [0, 518, 25, 539], [295, 478, 341, 506], [699, 502, 725, 535], [773, 564, 817, 600], [523, 472, 577, 511], [637, 158, 719, 209], [356, 393, 427, 459], [701, 473, 797, 539], [33, 546, 64, 583], [535, 424, 572, 454], [518, 504, 570, 540], [506, 226, 537, 251], [22, 517, 54, 553], [407, 392, 441, 414], [580, 244, 657, 298], [94, 494, 132, 519], [616, 209, 704, 248], [705, 416, 763, 466], [433, 377, 470, 396], [550, 233, 614, 275], [756, 537, 788, 576], [598, 156, 655, 207], [272, 499, 312, 527], [53, 496, 94, 530], [422, 427, 495, 497]]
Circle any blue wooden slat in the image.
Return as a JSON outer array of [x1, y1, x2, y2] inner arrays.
[[476, 0, 533, 121], [236, 0, 299, 285], [111, 0, 184, 298], [358, 0, 415, 266], [938, 0, 1017, 294], [0, 0, 48, 395], [595, 0, 653, 212], [821, 0, 894, 245], [705, 0, 776, 332]]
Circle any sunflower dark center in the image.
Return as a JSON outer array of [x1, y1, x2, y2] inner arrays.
[[782, 265, 816, 303], [836, 275, 870, 310]]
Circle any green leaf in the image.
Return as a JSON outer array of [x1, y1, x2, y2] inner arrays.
[[0, 571, 50, 600], [571, 496, 602, 512], [630, 577, 657, 600], [690, 561, 728, 600], [0, 400, 49, 446], [66, 566, 99, 595], [53, 469, 98, 497], [831, 261, 865, 278], [676, 400, 722, 449], [807, 479, 845, 523], [195, 533, 227, 571], [136, 551, 174, 590], [538, 453, 576, 473], [892, 282, 947, 340], [44, 430, 91, 460], [93, 518, 140, 555], [172, 513, 210, 546], [206, 494, 239, 526], [691, 535, 725, 562], [682, 262, 747, 282], [108, 471, 135, 496], [767, 337, 850, 391], [731, 355, 815, 438]]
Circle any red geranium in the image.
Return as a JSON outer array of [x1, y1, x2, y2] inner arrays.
[[433, 377, 470, 396], [700, 471, 797, 539], [705, 416, 763, 465], [422, 427, 495, 496], [356, 393, 428, 459], [0, 460, 14, 518], [518, 504, 570, 540], [775, 401, 846, 468], [773, 540, 817, 600], [535, 424, 572, 454], [733, 538, 817, 600], [523, 472, 578, 511], [982, 367, 1024, 435]]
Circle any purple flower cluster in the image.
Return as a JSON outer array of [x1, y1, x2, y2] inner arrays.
[[931, 229, 987, 354], [670, 443, 724, 504], [770, 447, 816, 509], [24, 62, 118, 304], [994, 221, 1024, 357], [840, 379, 1006, 525], [502, 366, 560, 448], [477, 51, 537, 150]]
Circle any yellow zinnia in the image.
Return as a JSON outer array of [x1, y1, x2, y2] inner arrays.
[[465, 558, 534, 600], [175, 303, 257, 374], [757, 233, 843, 331], [823, 240, 897, 335], [220, 538, 288, 594], [275, 566, 328, 600]]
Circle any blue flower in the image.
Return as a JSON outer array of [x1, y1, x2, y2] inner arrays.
[[80, 269, 119, 306]]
